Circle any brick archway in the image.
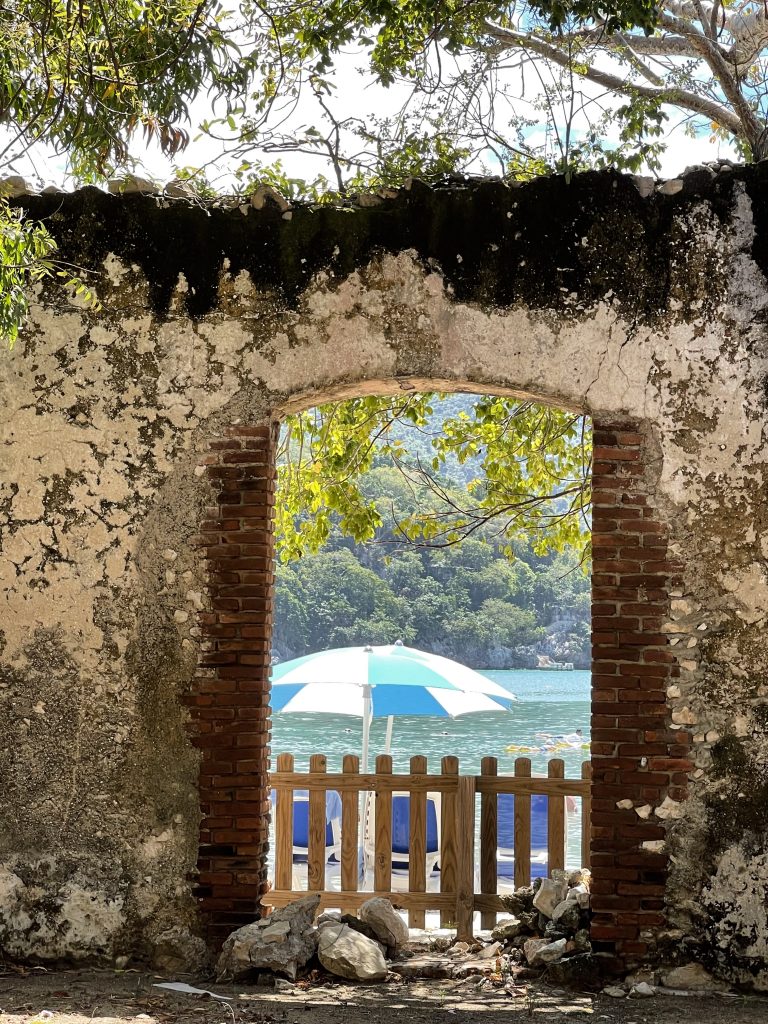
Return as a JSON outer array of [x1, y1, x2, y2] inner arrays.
[[189, 412, 685, 965]]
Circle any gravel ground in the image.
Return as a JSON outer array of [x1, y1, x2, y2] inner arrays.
[[1, 968, 766, 1024]]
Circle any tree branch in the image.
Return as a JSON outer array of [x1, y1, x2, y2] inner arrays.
[[482, 21, 743, 137]]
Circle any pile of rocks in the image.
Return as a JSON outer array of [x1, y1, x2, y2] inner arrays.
[[485, 868, 598, 986], [215, 893, 410, 984]]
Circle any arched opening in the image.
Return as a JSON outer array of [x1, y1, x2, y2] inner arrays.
[[190, 377, 678, 967]]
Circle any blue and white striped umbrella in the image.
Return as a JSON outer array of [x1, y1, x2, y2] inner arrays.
[[270, 642, 516, 769]]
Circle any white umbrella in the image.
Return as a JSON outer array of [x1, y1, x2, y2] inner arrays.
[[270, 642, 516, 770]]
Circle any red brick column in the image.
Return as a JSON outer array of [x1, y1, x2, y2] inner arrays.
[[189, 422, 278, 945], [590, 423, 689, 964]]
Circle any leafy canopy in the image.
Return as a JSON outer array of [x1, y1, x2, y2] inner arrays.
[[276, 393, 591, 565]]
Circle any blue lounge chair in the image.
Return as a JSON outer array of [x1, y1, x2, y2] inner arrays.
[[496, 793, 552, 887], [270, 789, 342, 888], [364, 792, 441, 890]]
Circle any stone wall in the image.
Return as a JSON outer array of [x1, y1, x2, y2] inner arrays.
[[0, 167, 767, 986]]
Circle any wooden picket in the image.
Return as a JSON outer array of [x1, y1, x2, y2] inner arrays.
[[267, 752, 592, 938]]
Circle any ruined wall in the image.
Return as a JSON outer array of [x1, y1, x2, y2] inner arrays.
[[0, 168, 767, 985]]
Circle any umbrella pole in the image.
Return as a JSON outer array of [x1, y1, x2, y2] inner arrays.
[[362, 685, 372, 773], [385, 715, 394, 754]]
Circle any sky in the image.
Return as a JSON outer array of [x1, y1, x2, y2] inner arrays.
[[7, 38, 737, 193]]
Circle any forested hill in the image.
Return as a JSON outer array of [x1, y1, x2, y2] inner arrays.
[[273, 467, 590, 670]]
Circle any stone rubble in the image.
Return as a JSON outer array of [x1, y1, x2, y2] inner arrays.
[[359, 895, 410, 951], [317, 922, 388, 982], [213, 879, 732, 995], [215, 892, 320, 981]]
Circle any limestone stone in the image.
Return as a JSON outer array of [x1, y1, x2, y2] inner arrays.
[[661, 963, 724, 991], [602, 986, 627, 998], [528, 938, 567, 965], [108, 175, 158, 195], [491, 917, 527, 942], [359, 896, 409, 950], [533, 875, 569, 918], [655, 795, 684, 820], [152, 927, 211, 973], [631, 176, 655, 198], [317, 923, 388, 982], [552, 899, 581, 932], [216, 893, 320, 981], [1, 176, 28, 197], [523, 937, 550, 964], [629, 981, 656, 997], [338, 913, 385, 951]]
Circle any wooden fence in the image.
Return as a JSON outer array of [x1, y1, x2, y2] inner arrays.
[[267, 752, 591, 940]]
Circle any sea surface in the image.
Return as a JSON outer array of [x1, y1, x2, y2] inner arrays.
[[269, 669, 591, 872], [271, 668, 591, 776]]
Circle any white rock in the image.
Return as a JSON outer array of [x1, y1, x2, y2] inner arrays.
[[629, 982, 656, 998], [533, 875, 569, 917], [477, 940, 502, 960], [216, 893, 320, 981], [529, 938, 567, 965], [353, 193, 384, 207], [108, 175, 158, 195], [642, 840, 666, 853], [655, 796, 684, 820], [523, 937, 550, 964], [616, 799, 634, 810], [262, 920, 291, 943], [661, 963, 724, 992], [250, 184, 291, 212], [631, 176, 655, 198], [359, 896, 409, 950], [165, 179, 196, 198], [658, 179, 683, 195], [153, 927, 211, 973], [635, 804, 652, 819], [602, 986, 627, 998], [672, 706, 697, 726], [317, 923, 388, 982], [0, 175, 28, 198]]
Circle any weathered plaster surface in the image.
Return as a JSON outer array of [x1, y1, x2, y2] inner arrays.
[[1, 170, 767, 982]]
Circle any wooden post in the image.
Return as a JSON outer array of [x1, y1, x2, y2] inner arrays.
[[341, 754, 359, 897], [374, 754, 393, 894], [514, 758, 531, 889], [547, 758, 566, 872], [307, 753, 326, 891], [479, 756, 498, 930], [409, 754, 428, 929], [274, 753, 294, 892], [440, 756, 459, 927], [581, 760, 592, 869], [455, 775, 475, 942]]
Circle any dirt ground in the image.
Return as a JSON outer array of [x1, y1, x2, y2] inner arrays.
[[0, 968, 766, 1024]]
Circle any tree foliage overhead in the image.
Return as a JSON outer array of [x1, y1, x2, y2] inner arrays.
[[275, 393, 591, 565], [0, 0, 241, 179], [3, 0, 765, 344]]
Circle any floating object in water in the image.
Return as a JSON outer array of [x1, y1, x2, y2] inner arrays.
[[505, 740, 589, 754]]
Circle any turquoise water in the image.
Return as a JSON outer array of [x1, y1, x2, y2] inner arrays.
[[270, 668, 591, 777]]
